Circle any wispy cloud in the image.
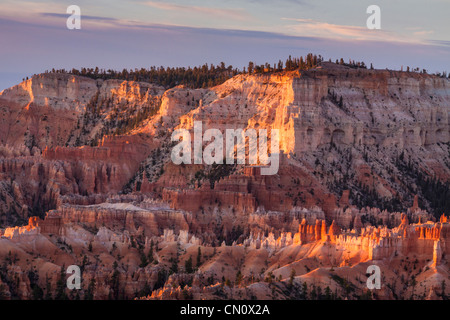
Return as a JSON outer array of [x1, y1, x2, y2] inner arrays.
[[413, 30, 434, 36], [281, 17, 408, 43], [41, 12, 118, 21], [144, 1, 249, 20], [427, 40, 450, 47]]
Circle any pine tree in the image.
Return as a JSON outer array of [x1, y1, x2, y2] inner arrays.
[[277, 60, 283, 71], [110, 261, 120, 300], [139, 251, 149, 268], [170, 257, 178, 274], [310, 285, 317, 299], [44, 276, 53, 300], [302, 282, 308, 299], [325, 286, 332, 300], [196, 246, 202, 267], [288, 269, 296, 290], [31, 283, 44, 300], [248, 62, 254, 74], [185, 256, 193, 273], [54, 266, 68, 300], [148, 239, 154, 264], [235, 270, 243, 286], [84, 278, 96, 300]]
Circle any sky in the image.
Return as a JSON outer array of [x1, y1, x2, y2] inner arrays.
[[0, 0, 449, 90]]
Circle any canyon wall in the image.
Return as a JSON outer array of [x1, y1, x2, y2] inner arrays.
[[0, 63, 449, 299]]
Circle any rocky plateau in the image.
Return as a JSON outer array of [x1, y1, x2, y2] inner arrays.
[[0, 62, 449, 300]]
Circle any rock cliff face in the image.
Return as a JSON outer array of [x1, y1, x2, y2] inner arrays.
[[1, 65, 449, 221], [0, 62, 449, 300], [0, 73, 164, 150], [0, 73, 160, 222], [0, 74, 97, 150], [292, 65, 450, 152]]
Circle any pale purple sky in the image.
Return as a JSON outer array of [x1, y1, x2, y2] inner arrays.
[[1, 0, 449, 90]]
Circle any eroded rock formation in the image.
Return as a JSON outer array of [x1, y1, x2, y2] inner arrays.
[[0, 62, 449, 300]]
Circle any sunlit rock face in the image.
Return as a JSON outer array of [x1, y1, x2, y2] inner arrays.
[[151, 65, 450, 218], [291, 66, 450, 153], [0, 63, 449, 300]]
